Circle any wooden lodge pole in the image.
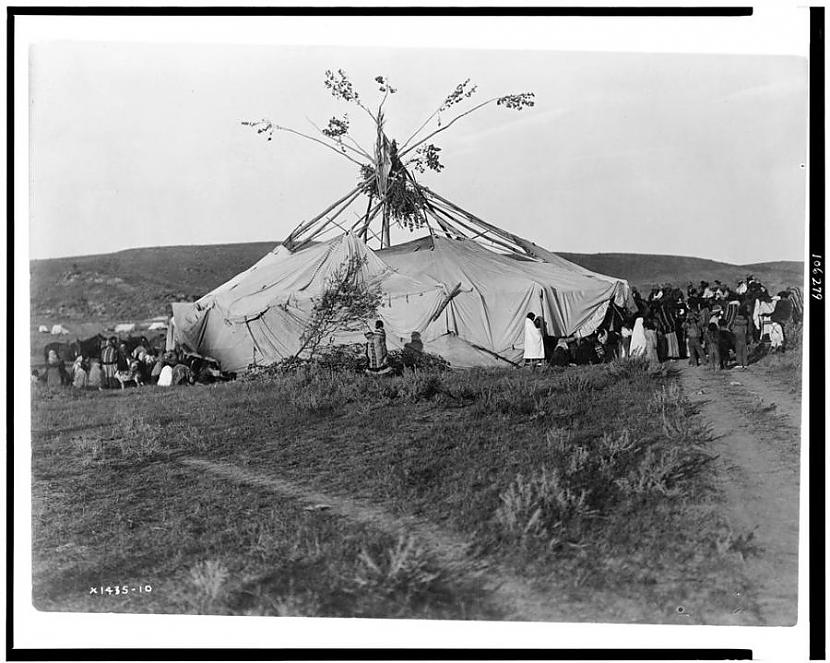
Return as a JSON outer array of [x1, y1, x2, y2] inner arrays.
[[382, 206, 391, 249], [283, 183, 365, 249]]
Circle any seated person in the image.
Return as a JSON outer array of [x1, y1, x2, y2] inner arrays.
[[551, 337, 571, 367], [402, 331, 424, 368], [574, 337, 596, 365], [717, 319, 735, 366]]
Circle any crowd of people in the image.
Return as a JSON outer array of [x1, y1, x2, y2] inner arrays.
[[36, 274, 801, 387], [36, 334, 232, 391], [523, 275, 802, 371]]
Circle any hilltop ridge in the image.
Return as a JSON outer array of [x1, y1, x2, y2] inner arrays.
[[29, 242, 804, 322]]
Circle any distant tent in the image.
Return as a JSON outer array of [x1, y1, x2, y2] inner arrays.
[[114, 323, 136, 333], [38, 325, 49, 333], [50, 324, 69, 335], [147, 321, 168, 331]]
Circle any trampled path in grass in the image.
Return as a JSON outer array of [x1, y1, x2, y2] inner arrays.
[[679, 364, 800, 625], [720, 362, 803, 427], [180, 457, 647, 623]]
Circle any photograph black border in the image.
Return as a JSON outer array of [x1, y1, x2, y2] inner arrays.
[[6, 5, 822, 661]]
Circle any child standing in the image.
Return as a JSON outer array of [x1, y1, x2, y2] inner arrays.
[[732, 314, 750, 369], [706, 322, 721, 370], [683, 315, 704, 367]]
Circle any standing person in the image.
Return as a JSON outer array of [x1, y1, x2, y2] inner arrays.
[[707, 322, 722, 370], [87, 358, 103, 389], [628, 317, 647, 358], [45, 348, 65, 388], [365, 320, 391, 374], [683, 315, 705, 367], [717, 319, 733, 369], [71, 355, 88, 389], [523, 313, 545, 367], [117, 342, 130, 372], [664, 319, 680, 359], [732, 313, 750, 369], [619, 322, 633, 359], [674, 305, 688, 360], [101, 337, 118, 389], [643, 320, 660, 368], [535, 313, 551, 362]]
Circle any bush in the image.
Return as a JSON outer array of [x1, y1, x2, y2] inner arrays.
[[353, 535, 446, 603], [245, 344, 450, 381], [495, 468, 597, 549], [387, 349, 451, 373], [493, 389, 717, 555]]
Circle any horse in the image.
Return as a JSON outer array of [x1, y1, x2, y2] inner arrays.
[[121, 333, 166, 356], [74, 334, 107, 361]]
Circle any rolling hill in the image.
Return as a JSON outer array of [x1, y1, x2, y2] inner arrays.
[[29, 241, 804, 324]]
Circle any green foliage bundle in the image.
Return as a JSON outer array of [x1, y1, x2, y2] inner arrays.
[[295, 255, 383, 359], [359, 142, 430, 232]]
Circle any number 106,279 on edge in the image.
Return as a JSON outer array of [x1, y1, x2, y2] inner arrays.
[[811, 254, 823, 300]]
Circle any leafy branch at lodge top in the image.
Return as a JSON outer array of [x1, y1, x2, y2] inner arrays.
[[242, 70, 534, 232]]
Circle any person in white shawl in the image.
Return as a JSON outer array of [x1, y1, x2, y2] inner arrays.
[[71, 356, 88, 389], [523, 313, 545, 365], [628, 317, 648, 358]]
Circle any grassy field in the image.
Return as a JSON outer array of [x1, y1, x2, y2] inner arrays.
[[31, 360, 759, 623]]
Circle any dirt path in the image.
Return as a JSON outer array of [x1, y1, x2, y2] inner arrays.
[[727, 365, 803, 426], [180, 457, 652, 623], [678, 364, 801, 625]]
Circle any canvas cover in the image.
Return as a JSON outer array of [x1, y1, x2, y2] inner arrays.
[[174, 232, 633, 371]]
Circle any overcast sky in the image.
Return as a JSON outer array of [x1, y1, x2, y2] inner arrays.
[[29, 42, 807, 264]]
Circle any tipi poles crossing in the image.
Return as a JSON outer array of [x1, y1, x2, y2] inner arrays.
[[422, 203, 463, 239], [292, 190, 364, 249], [280, 170, 541, 259], [425, 190, 542, 259], [426, 197, 529, 257], [427, 190, 519, 242], [353, 198, 386, 246], [283, 183, 366, 250], [287, 188, 364, 251], [356, 194, 375, 238]]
